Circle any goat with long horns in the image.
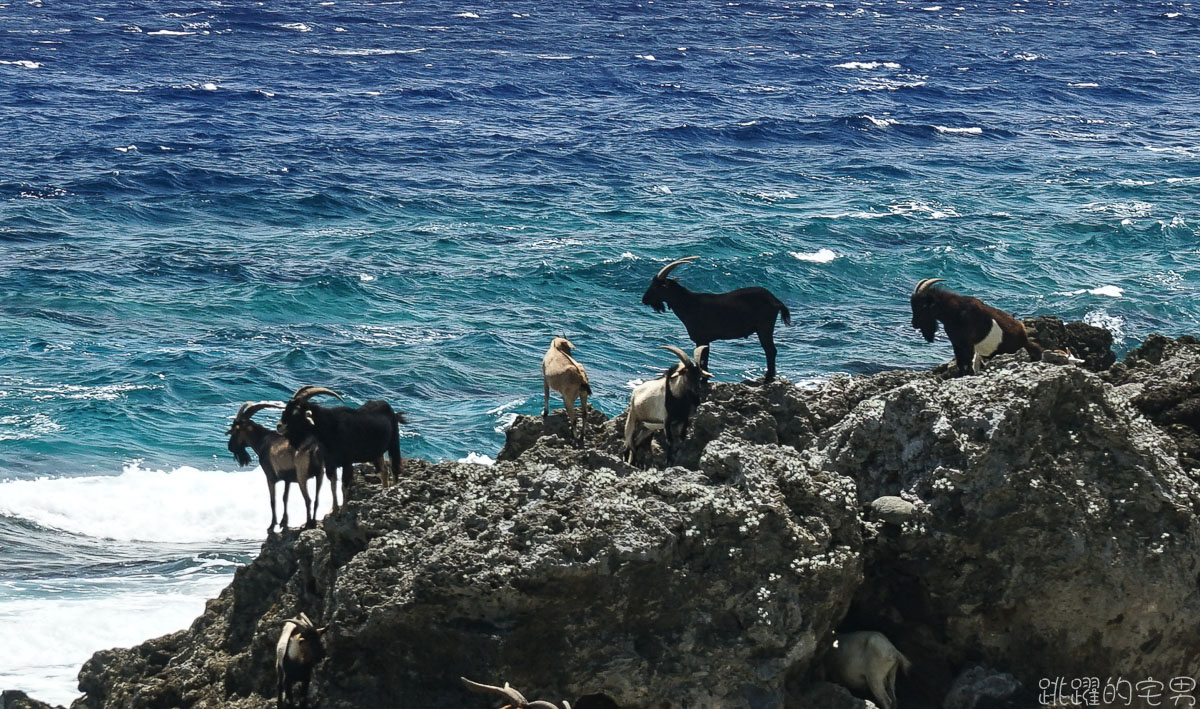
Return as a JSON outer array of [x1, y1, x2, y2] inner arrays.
[[641, 256, 791, 381], [276, 385, 407, 499], [226, 401, 333, 533]]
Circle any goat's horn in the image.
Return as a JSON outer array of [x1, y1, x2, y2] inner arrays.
[[290, 386, 344, 403], [235, 400, 287, 420], [654, 255, 699, 280], [460, 678, 528, 705], [913, 278, 945, 296], [661, 345, 693, 366], [692, 345, 709, 364]]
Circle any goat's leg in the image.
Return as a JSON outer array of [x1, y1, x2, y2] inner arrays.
[[542, 379, 550, 418], [310, 464, 322, 526], [867, 669, 893, 709], [299, 677, 311, 709], [953, 340, 976, 376], [563, 396, 577, 445], [327, 466, 340, 513], [663, 416, 676, 465], [297, 472, 314, 530], [578, 392, 589, 446], [758, 329, 778, 381], [389, 438, 402, 489], [280, 481, 291, 531], [340, 463, 352, 500], [373, 456, 387, 488], [267, 479, 279, 534]]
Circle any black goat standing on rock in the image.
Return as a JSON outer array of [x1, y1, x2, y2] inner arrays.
[[276, 385, 407, 499], [641, 256, 792, 381], [910, 278, 1043, 375]]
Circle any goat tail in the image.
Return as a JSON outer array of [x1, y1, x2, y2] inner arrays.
[[777, 301, 792, 326], [395, 411, 409, 425], [582, 381, 593, 396], [897, 651, 913, 675]]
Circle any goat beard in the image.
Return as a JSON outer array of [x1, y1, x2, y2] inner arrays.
[[647, 301, 667, 313], [231, 448, 252, 467], [915, 319, 938, 343]]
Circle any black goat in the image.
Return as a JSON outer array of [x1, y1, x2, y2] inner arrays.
[[276, 386, 406, 498], [641, 256, 791, 381], [276, 613, 327, 709], [226, 401, 333, 533], [623, 345, 711, 466], [910, 278, 1043, 375]]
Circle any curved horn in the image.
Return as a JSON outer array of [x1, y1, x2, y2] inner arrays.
[[654, 255, 699, 280], [661, 345, 693, 367], [235, 400, 286, 421], [912, 278, 945, 296], [289, 386, 345, 403], [460, 678, 528, 706]]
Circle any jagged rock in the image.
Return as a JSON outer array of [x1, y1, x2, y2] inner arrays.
[[942, 666, 1027, 709], [74, 445, 863, 709], [1023, 316, 1116, 371], [1106, 334, 1200, 470], [789, 682, 874, 708], [30, 329, 1200, 709], [820, 361, 1200, 695], [1, 691, 64, 709], [497, 407, 611, 462]]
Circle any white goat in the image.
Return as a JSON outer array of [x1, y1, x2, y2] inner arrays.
[[829, 631, 911, 709], [622, 345, 710, 466], [542, 337, 592, 443]]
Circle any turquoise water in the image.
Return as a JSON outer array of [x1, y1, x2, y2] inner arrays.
[[1, 0, 1199, 701]]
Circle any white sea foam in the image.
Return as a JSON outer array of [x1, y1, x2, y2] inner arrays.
[[0, 59, 41, 68], [279, 22, 313, 31], [115, 145, 137, 152], [201, 82, 218, 91], [0, 462, 327, 543], [0, 413, 63, 441], [863, 115, 898, 128], [1082, 200, 1154, 218], [538, 55, 574, 60], [603, 251, 638, 263], [0, 573, 232, 706], [834, 60, 901, 69], [1084, 310, 1126, 341], [458, 452, 496, 465], [146, 29, 194, 35], [1069, 82, 1099, 88], [652, 184, 672, 194], [493, 412, 518, 434], [454, 11, 480, 18], [1057, 286, 1125, 298], [933, 125, 982, 135], [636, 54, 656, 61], [790, 248, 838, 263]]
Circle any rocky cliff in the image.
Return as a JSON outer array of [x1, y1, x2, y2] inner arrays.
[[15, 321, 1200, 709]]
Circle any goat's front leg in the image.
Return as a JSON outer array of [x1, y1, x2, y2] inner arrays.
[[280, 481, 291, 530], [375, 456, 389, 488], [542, 379, 550, 418], [757, 330, 778, 381], [267, 478, 279, 534], [953, 341, 976, 376]]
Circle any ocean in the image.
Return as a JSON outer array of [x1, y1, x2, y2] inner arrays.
[[1, 0, 1198, 701]]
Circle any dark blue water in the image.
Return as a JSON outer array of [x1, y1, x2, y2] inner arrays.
[[2, 0, 1199, 700]]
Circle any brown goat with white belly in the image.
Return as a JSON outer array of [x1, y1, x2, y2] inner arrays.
[[910, 278, 1043, 375], [541, 337, 592, 444]]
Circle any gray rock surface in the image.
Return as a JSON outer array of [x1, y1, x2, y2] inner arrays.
[[8, 325, 1200, 709]]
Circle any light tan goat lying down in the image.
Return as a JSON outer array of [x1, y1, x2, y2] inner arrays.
[[541, 337, 592, 443], [830, 630, 912, 709]]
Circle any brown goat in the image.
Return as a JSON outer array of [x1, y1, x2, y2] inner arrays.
[[541, 337, 592, 444], [910, 278, 1043, 375]]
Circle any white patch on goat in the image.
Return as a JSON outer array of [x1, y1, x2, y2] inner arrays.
[[974, 319, 1003, 356], [286, 634, 304, 662]]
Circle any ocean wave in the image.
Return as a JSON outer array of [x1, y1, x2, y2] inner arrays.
[[933, 125, 983, 135], [0, 60, 42, 69], [790, 248, 838, 263], [458, 452, 495, 465], [1056, 286, 1125, 298], [0, 462, 321, 543], [834, 61, 901, 70]]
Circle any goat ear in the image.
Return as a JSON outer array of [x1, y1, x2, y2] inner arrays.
[[315, 626, 328, 635]]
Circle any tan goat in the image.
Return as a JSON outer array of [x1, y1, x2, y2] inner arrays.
[[541, 337, 592, 444]]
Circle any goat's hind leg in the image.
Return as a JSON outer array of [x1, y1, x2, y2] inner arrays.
[[757, 329, 778, 382]]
